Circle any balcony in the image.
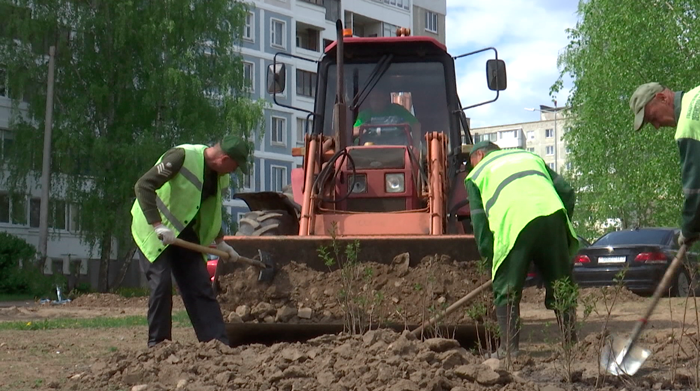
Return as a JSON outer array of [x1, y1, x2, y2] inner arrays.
[[296, 21, 321, 52]]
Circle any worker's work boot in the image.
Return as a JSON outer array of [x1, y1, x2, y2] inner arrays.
[[490, 303, 521, 359], [555, 308, 578, 346]]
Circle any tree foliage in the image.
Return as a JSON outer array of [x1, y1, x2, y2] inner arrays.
[[553, 0, 700, 240], [0, 0, 266, 291]]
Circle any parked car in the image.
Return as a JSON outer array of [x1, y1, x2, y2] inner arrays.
[[573, 227, 697, 297], [524, 235, 591, 288], [206, 245, 219, 283]]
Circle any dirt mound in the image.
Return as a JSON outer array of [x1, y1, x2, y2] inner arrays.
[[217, 254, 492, 325], [521, 286, 644, 306], [71, 329, 546, 391], [68, 293, 185, 309]]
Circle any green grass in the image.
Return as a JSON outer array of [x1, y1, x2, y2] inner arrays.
[[0, 310, 191, 331], [0, 294, 37, 301]]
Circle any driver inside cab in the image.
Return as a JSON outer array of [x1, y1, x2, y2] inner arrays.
[[352, 85, 420, 146]]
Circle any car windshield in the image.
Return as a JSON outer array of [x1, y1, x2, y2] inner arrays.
[[323, 61, 450, 145], [592, 229, 672, 246]]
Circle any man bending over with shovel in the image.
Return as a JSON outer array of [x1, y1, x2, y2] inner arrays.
[[130, 135, 250, 347], [465, 141, 580, 359]]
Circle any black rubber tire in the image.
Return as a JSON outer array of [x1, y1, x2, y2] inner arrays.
[[235, 210, 298, 236], [672, 267, 693, 297]]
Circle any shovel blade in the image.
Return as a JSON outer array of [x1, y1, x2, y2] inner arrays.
[[256, 250, 276, 282], [600, 335, 652, 376]]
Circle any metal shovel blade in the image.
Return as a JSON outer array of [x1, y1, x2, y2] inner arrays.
[[256, 249, 276, 283], [600, 334, 652, 376]]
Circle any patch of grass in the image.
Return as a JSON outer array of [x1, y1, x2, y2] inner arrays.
[[113, 287, 151, 298], [0, 310, 191, 330]]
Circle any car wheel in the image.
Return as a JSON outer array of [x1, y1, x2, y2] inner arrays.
[[673, 268, 692, 297]]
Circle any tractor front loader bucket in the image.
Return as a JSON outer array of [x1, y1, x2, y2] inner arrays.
[[221, 234, 480, 274]]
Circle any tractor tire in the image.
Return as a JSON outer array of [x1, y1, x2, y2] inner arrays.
[[236, 210, 298, 236]]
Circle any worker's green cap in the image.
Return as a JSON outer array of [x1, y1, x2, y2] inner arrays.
[[220, 135, 252, 174], [469, 141, 498, 157], [630, 82, 665, 131]]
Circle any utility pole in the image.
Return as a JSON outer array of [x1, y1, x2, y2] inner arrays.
[[38, 45, 56, 271]]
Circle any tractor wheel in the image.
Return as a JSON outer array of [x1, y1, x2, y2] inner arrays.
[[236, 210, 298, 236]]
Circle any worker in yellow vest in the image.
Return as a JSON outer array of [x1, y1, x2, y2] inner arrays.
[[629, 82, 700, 247], [465, 141, 580, 359], [131, 135, 250, 347]]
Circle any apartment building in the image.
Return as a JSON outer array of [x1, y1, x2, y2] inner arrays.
[[225, 0, 447, 223], [470, 105, 570, 172], [0, 0, 447, 286]]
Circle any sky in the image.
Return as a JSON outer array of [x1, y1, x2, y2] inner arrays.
[[445, 0, 581, 128]]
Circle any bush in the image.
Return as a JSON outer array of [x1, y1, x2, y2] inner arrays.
[[0, 232, 64, 298]]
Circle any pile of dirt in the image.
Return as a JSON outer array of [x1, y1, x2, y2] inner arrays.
[[69, 329, 551, 391], [521, 286, 644, 305], [216, 254, 492, 325], [67, 293, 185, 309]]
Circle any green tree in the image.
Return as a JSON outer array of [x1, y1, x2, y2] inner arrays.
[[0, 0, 266, 291], [552, 0, 700, 240]]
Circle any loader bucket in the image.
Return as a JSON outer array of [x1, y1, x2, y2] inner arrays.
[[221, 234, 480, 273]]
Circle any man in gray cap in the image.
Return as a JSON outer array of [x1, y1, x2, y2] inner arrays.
[[630, 82, 700, 247]]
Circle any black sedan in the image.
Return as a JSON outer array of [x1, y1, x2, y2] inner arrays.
[[573, 227, 697, 297]]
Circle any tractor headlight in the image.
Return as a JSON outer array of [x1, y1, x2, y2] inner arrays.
[[349, 174, 367, 193], [385, 173, 405, 193]]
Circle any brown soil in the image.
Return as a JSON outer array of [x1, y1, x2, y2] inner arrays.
[[216, 254, 492, 326], [1, 255, 699, 391]]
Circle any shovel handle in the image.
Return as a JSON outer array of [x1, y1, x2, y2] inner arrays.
[[411, 280, 493, 337], [623, 244, 688, 354], [169, 238, 267, 269]]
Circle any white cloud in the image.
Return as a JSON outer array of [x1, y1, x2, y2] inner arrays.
[[446, 0, 579, 128]]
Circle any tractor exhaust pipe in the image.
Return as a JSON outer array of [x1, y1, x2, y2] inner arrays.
[[333, 19, 348, 150]]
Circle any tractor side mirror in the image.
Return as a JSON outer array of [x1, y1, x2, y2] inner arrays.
[[267, 63, 286, 94], [486, 59, 507, 91]]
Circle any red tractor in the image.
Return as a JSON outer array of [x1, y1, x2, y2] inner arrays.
[[213, 22, 507, 285]]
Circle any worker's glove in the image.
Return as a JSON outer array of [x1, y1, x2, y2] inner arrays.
[[153, 223, 176, 245], [216, 241, 240, 262], [679, 232, 699, 247]]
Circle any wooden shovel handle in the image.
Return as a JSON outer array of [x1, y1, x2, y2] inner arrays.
[[411, 279, 493, 337], [170, 238, 268, 269]]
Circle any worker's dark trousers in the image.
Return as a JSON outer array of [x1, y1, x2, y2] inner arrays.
[[492, 209, 576, 309], [138, 236, 229, 348]]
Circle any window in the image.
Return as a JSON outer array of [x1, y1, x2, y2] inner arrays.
[[0, 193, 8, 223], [323, 39, 333, 49], [475, 132, 497, 142], [547, 162, 555, 170], [545, 128, 554, 138], [425, 11, 438, 33], [1, 130, 13, 160], [50, 200, 66, 230], [526, 147, 535, 152], [566, 162, 572, 171], [243, 61, 254, 92], [29, 198, 40, 228], [383, 22, 398, 37], [296, 26, 320, 51], [297, 118, 312, 144], [0, 66, 7, 97], [244, 12, 254, 40], [499, 130, 517, 139], [565, 147, 571, 154], [237, 212, 246, 224], [300, 0, 324, 4], [271, 19, 285, 48], [296, 69, 316, 98], [240, 166, 254, 191], [271, 116, 286, 144], [527, 131, 534, 140], [270, 166, 288, 192], [546, 146, 554, 155]]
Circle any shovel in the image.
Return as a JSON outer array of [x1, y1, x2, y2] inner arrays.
[[168, 238, 276, 283], [411, 280, 493, 337], [600, 244, 688, 376]]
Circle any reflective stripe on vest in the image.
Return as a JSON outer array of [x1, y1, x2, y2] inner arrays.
[[466, 149, 577, 278], [130, 144, 230, 263]]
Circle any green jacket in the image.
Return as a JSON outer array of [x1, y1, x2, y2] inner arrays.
[[465, 149, 578, 277], [131, 144, 229, 263], [674, 86, 700, 239]]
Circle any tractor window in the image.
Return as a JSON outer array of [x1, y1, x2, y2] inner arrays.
[[323, 61, 450, 145]]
